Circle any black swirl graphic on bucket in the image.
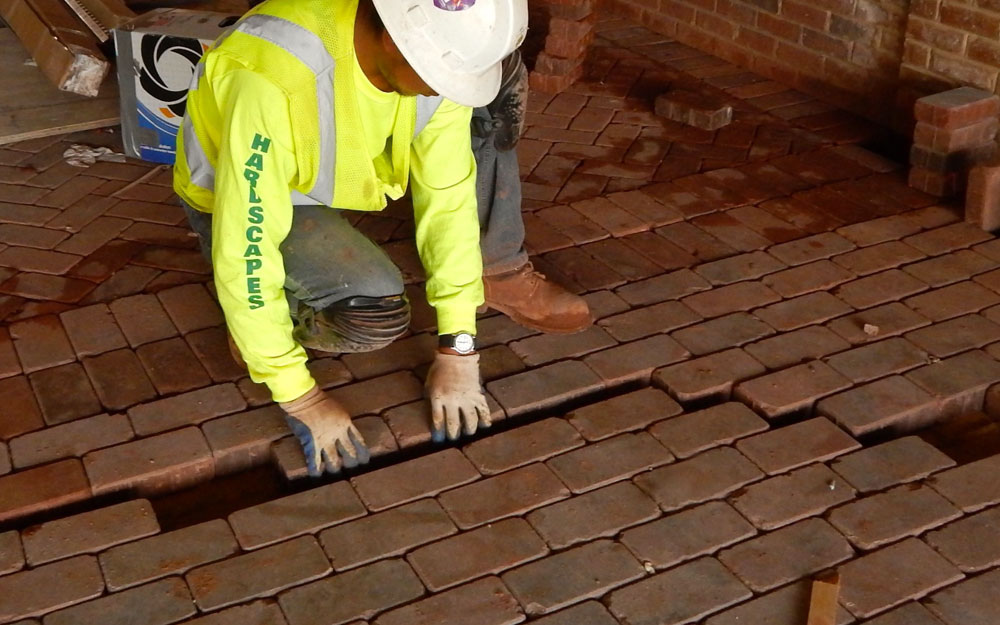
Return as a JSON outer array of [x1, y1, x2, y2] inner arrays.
[[138, 35, 203, 118]]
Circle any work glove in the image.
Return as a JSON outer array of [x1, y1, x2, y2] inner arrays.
[[486, 49, 528, 151], [426, 352, 491, 442], [279, 385, 370, 476]]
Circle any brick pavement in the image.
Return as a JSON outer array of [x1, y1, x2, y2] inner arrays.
[[0, 11, 999, 625]]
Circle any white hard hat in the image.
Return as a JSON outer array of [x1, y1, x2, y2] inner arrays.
[[371, 0, 529, 107]]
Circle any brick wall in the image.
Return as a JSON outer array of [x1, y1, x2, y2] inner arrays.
[[602, 0, 1000, 129]]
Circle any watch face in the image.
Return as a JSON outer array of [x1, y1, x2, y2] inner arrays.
[[454, 333, 475, 353]]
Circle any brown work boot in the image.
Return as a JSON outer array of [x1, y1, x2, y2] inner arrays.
[[483, 262, 592, 334]]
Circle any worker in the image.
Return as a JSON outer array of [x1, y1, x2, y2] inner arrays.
[[173, 0, 591, 477]]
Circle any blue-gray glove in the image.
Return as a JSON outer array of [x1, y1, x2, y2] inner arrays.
[[279, 385, 370, 476]]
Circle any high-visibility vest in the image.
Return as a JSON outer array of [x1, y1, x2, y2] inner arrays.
[[175, 0, 443, 212]]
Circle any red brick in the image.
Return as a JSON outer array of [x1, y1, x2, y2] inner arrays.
[[735, 360, 852, 420], [828, 302, 932, 344], [925, 506, 1000, 572], [839, 538, 963, 618], [201, 405, 289, 475], [682, 281, 781, 318], [833, 269, 929, 309], [341, 332, 435, 379], [8, 315, 75, 374], [84, 427, 214, 496], [0, 458, 91, 523], [105, 199, 185, 224], [831, 484, 961, 550], [58, 304, 128, 357], [967, 159, 1000, 231], [737, 417, 859, 475], [463, 418, 583, 475], [692, 213, 775, 251], [832, 437, 953, 494], [536, 205, 609, 245], [278, 558, 424, 625], [487, 360, 603, 417], [527, 481, 659, 549], [0, 529, 22, 574], [907, 314, 1000, 357], [351, 448, 479, 511], [634, 445, 762, 512], [546, 432, 673, 494], [0, 555, 104, 622], [0, 223, 68, 249], [375, 576, 524, 625], [99, 519, 238, 590], [29, 362, 102, 425], [407, 517, 547, 591], [187, 536, 330, 611], [693, 252, 784, 287], [915, 86, 1000, 130], [319, 498, 456, 571], [649, 402, 766, 459], [186, 327, 251, 383], [161, 600, 286, 625], [768, 233, 857, 267], [508, 326, 616, 367], [608, 557, 751, 625], [906, 281, 1000, 322], [818, 375, 939, 436], [909, 166, 958, 197], [228, 481, 366, 549], [904, 222, 993, 256], [381, 400, 435, 449], [826, 336, 929, 381], [127, 383, 245, 436], [156, 284, 223, 334], [570, 197, 647, 237], [47, 576, 195, 625], [566, 388, 682, 442], [0, 375, 43, 440], [581, 289, 628, 321], [745, 325, 850, 370], [82, 348, 157, 411], [654, 348, 766, 403], [606, 191, 686, 228], [908, 250, 997, 288], [908, 349, 1000, 416], [927, 568, 1000, 625], [628, 500, 753, 572], [614, 269, 710, 307], [582, 238, 666, 282], [705, 579, 854, 625], [832, 241, 925, 276], [136, 337, 211, 395], [927, 451, 1000, 512], [762, 260, 855, 299], [0, 327, 19, 379], [21, 499, 158, 566], [328, 371, 423, 416], [501, 540, 644, 616], [542, 247, 625, 290], [0, 246, 80, 275], [108, 294, 178, 347], [731, 463, 856, 530], [673, 312, 775, 356], [582, 334, 691, 385], [438, 463, 569, 529]]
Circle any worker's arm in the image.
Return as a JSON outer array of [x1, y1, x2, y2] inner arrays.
[[409, 99, 484, 335], [210, 68, 315, 403]]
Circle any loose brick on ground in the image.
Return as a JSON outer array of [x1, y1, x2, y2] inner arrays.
[[508, 326, 616, 367], [108, 294, 178, 347], [525, 601, 616, 625], [8, 315, 75, 374], [487, 360, 604, 417], [407, 518, 547, 591], [187, 536, 331, 611], [566, 387, 682, 441], [29, 362, 103, 425], [201, 405, 290, 475], [82, 348, 158, 411], [228, 481, 366, 549], [753, 291, 853, 331], [278, 558, 424, 625], [374, 576, 524, 625], [0, 555, 104, 622], [904, 249, 996, 287], [9, 412, 132, 469], [735, 417, 859, 475], [620, 500, 755, 570], [838, 538, 963, 618], [681, 281, 781, 318], [156, 283, 224, 334], [351, 447, 480, 511], [718, 517, 853, 592], [320, 498, 456, 571], [83, 426, 214, 496], [100, 519, 238, 590], [43, 577, 195, 625], [817, 375, 941, 437], [730, 463, 856, 530], [925, 506, 1000, 571], [672, 312, 775, 356], [463, 418, 583, 475], [704, 579, 855, 625], [927, 452, 1000, 512], [22, 499, 158, 566], [527, 481, 659, 549], [0, 458, 91, 523], [59, 304, 128, 357], [831, 436, 955, 493], [438, 463, 570, 529], [828, 484, 961, 550], [175, 600, 288, 625], [634, 446, 762, 512], [833, 268, 928, 309], [832, 241, 925, 276], [582, 333, 690, 384], [745, 325, 851, 371], [925, 563, 1000, 625], [906, 281, 1000, 322], [694, 250, 786, 285], [0, 530, 23, 575], [501, 540, 644, 616], [735, 360, 852, 420], [902, 221, 993, 255], [768, 232, 856, 265], [907, 349, 1000, 417], [614, 268, 710, 306], [546, 432, 673, 493], [128, 383, 246, 436], [607, 557, 751, 625], [825, 337, 930, 382], [827, 302, 931, 344], [653, 348, 766, 403], [648, 402, 768, 459], [597, 300, 701, 342]]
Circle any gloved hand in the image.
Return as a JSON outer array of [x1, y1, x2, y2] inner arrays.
[[279, 385, 370, 476], [425, 352, 491, 442]]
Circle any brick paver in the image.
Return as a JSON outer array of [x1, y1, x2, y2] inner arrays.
[[21, 499, 158, 565], [704, 580, 855, 625], [0, 555, 104, 622], [830, 436, 956, 493], [735, 417, 859, 475], [925, 566, 1000, 625], [351, 448, 480, 511], [566, 387, 681, 441], [43, 577, 196, 625], [730, 463, 856, 530], [546, 432, 673, 493], [438, 463, 570, 529], [463, 418, 583, 475], [926, 452, 1000, 512], [527, 481, 659, 549], [925, 506, 1000, 572], [374, 576, 525, 625]]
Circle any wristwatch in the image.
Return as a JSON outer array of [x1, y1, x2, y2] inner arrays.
[[439, 332, 477, 355]]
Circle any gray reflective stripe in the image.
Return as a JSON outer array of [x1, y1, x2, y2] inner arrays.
[[182, 116, 215, 191], [188, 61, 206, 93], [235, 14, 336, 205], [415, 95, 443, 136]]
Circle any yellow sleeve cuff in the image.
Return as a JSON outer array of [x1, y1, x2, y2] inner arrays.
[[265, 366, 318, 403], [435, 304, 478, 336]]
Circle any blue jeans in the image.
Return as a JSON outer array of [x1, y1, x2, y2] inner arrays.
[[184, 106, 528, 346]]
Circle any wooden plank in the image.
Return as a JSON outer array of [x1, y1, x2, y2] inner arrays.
[[0, 27, 118, 145], [807, 573, 841, 625]]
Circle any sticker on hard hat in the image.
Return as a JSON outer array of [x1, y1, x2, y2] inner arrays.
[[433, 0, 475, 10]]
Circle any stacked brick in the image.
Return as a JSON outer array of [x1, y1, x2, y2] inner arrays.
[[909, 87, 1000, 198], [529, 0, 596, 94]]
